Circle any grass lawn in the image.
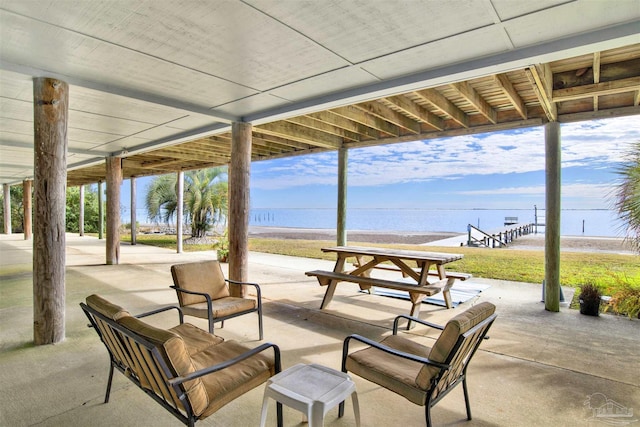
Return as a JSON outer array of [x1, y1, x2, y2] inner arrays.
[[122, 234, 639, 294]]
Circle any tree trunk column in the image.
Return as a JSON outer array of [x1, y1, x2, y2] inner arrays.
[[23, 180, 32, 239], [79, 184, 85, 236], [106, 157, 122, 265], [3, 184, 11, 234], [545, 122, 561, 312], [229, 122, 251, 297], [337, 147, 348, 246], [32, 77, 68, 345]]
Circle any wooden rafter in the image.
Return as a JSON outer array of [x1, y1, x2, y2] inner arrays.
[[356, 101, 420, 135], [331, 105, 399, 137], [286, 116, 360, 142], [256, 122, 343, 149], [526, 64, 557, 121], [384, 95, 444, 130], [307, 111, 379, 140], [493, 74, 527, 119], [449, 81, 497, 124], [413, 88, 469, 128]]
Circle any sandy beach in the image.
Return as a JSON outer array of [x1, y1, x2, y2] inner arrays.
[[249, 226, 637, 254]]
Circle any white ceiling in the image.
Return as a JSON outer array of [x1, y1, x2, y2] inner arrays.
[[1, 0, 639, 185]]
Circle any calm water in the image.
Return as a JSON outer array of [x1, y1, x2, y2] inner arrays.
[[124, 207, 625, 237], [249, 208, 625, 237]]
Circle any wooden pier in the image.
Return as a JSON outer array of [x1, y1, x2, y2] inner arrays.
[[467, 223, 535, 248]]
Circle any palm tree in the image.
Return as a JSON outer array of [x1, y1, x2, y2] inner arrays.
[[613, 141, 640, 252], [145, 167, 228, 238]]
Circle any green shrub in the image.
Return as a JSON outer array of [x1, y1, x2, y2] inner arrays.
[[604, 275, 640, 319]]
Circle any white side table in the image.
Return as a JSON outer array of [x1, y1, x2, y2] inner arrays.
[[259, 363, 360, 427]]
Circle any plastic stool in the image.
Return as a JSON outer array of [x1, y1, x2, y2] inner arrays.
[[259, 363, 360, 427]]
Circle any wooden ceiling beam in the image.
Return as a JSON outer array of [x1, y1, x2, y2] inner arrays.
[[286, 116, 360, 141], [526, 64, 557, 121], [493, 74, 527, 119], [356, 101, 421, 134], [413, 88, 469, 128], [252, 131, 315, 151], [331, 105, 399, 137], [553, 76, 640, 103], [384, 95, 444, 130], [256, 122, 343, 149], [306, 111, 379, 140], [449, 81, 497, 124]]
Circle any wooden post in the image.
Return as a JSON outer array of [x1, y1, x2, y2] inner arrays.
[[105, 157, 122, 265], [23, 180, 32, 239], [98, 181, 104, 239], [79, 184, 85, 236], [545, 121, 561, 312], [130, 178, 136, 245], [229, 122, 251, 297], [3, 184, 11, 234], [337, 147, 348, 246], [32, 77, 68, 345], [176, 171, 183, 253]]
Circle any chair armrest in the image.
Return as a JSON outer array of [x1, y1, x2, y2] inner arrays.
[[135, 305, 184, 324], [392, 314, 444, 335], [170, 285, 211, 299], [225, 279, 262, 301], [168, 342, 281, 386], [226, 278, 259, 287], [342, 334, 449, 372]]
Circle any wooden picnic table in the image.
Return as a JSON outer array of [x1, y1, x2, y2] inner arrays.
[[305, 246, 467, 319]]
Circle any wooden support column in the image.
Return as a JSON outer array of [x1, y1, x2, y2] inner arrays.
[[79, 184, 85, 236], [130, 178, 136, 245], [32, 77, 68, 345], [176, 171, 184, 253], [545, 122, 561, 312], [3, 184, 11, 234], [23, 180, 32, 239], [229, 122, 251, 297], [105, 157, 122, 265], [98, 181, 104, 239], [337, 147, 348, 246]]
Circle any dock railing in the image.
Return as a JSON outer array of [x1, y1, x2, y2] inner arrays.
[[467, 223, 534, 248]]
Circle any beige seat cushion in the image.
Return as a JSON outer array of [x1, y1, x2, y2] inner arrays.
[[118, 316, 210, 417], [191, 340, 276, 418], [346, 334, 432, 406], [181, 297, 256, 319], [171, 261, 229, 306], [86, 294, 131, 320], [169, 323, 224, 354]]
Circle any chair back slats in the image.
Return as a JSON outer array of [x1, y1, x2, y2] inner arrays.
[[80, 302, 191, 416], [122, 335, 182, 409], [431, 313, 496, 399], [93, 318, 130, 367]]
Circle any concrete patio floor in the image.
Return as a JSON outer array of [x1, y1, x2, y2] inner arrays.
[[1, 234, 638, 426]]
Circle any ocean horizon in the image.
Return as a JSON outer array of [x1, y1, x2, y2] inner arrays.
[[123, 207, 626, 238]]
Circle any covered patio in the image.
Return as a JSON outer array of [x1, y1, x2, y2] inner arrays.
[[2, 2, 640, 348], [1, 233, 638, 426]]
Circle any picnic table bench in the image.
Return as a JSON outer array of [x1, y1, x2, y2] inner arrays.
[[305, 246, 470, 321]]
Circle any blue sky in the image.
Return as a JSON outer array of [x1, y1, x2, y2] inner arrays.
[[121, 115, 640, 215]]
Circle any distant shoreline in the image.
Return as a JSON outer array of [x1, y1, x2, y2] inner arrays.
[[247, 226, 635, 254]]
